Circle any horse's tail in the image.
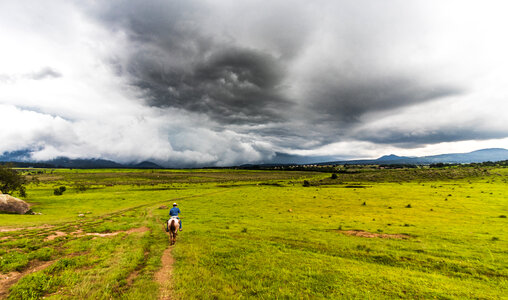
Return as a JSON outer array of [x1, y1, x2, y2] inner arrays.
[[169, 219, 178, 232]]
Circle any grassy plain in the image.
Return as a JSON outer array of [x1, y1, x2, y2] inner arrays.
[[0, 167, 507, 299]]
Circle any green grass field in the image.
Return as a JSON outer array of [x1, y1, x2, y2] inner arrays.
[[1, 167, 507, 299]]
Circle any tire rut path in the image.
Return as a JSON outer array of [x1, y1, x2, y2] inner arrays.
[[155, 247, 175, 300], [0, 260, 55, 299]]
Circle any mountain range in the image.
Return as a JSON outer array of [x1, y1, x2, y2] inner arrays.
[[318, 148, 508, 165], [1, 148, 507, 169]]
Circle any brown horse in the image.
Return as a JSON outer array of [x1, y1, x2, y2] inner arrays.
[[167, 217, 180, 245]]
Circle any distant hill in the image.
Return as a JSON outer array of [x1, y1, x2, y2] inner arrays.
[[320, 148, 508, 165], [130, 161, 164, 169], [45, 157, 125, 168], [0, 153, 163, 169]]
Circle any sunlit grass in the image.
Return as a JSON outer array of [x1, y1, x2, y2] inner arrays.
[[1, 167, 507, 299]]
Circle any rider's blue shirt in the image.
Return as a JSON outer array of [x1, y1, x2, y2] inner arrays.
[[169, 207, 181, 217]]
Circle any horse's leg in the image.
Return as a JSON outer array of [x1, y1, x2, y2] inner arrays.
[[170, 223, 174, 245], [170, 220, 176, 245]]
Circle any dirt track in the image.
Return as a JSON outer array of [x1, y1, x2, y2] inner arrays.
[[0, 260, 55, 299], [44, 226, 151, 241], [155, 246, 175, 300]]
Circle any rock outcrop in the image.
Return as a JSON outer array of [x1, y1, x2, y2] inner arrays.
[[0, 194, 31, 214]]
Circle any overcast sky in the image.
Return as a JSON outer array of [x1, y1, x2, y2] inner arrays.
[[1, 0, 508, 166]]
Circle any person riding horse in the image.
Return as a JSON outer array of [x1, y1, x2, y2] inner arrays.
[[169, 203, 182, 231]]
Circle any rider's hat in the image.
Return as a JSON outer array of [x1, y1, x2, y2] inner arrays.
[[173, 203, 177, 206]]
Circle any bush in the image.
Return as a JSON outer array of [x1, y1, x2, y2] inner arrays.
[[74, 184, 88, 192], [53, 186, 67, 196], [331, 173, 338, 179], [303, 180, 310, 187]]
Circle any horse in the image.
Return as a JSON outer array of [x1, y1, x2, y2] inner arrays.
[[167, 217, 180, 245]]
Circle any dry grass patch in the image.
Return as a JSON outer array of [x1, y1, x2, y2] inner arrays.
[[338, 230, 411, 239]]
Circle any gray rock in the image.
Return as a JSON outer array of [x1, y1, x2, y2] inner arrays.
[[0, 194, 31, 214]]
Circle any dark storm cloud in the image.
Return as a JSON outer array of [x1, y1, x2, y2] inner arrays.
[[309, 76, 463, 124], [91, 0, 292, 125], [97, 0, 212, 60], [354, 127, 508, 148], [89, 0, 469, 130], [131, 46, 290, 124], [80, 0, 507, 157]]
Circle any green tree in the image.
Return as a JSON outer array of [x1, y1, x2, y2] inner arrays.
[[0, 163, 27, 196]]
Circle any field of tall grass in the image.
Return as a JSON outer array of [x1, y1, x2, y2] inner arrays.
[[1, 167, 507, 299]]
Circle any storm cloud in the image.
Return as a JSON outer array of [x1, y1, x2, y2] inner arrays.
[[1, 0, 508, 166], [90, 0, 468, 129], [131, 47, 290, 124], [91, 0, 294, 125]]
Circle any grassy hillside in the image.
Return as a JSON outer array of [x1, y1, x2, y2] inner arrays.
[[1, 167, 507, 299]]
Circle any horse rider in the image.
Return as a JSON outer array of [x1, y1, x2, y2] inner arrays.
[[169, 203, 182, 231]]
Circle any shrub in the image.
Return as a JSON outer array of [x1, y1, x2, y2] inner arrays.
[[74, 184, 88, 192], [53, 186, 67, 196], [331, 173, 338, 179], [303, 180, 310, 187]]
